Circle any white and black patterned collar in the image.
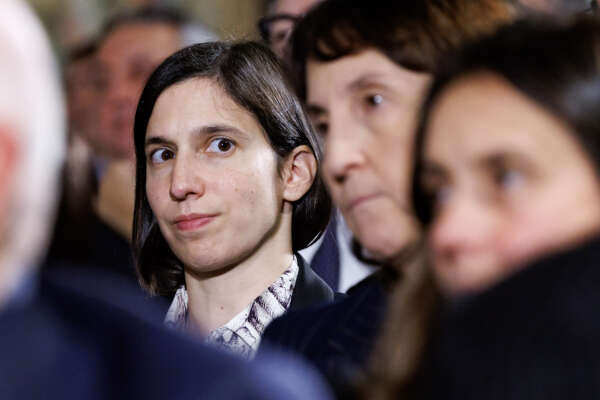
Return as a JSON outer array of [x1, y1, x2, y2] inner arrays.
[[165, 256, 299, 359]]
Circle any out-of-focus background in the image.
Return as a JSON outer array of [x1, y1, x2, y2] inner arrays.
[[28, 0, 269, 58]]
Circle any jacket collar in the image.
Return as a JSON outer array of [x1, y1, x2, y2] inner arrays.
[[289, 254, 335, 311]]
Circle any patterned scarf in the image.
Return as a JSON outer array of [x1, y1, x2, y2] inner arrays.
[[165, 256, 299, 359]]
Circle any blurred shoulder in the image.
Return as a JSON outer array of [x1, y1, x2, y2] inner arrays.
[[1, 266, 332, 399]]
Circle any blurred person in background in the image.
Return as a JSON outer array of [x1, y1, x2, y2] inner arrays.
[[408, 16, 600, 400], [0, 3, 334, 399], [65, 41, 101, 146], [45, 41, 100, 270], [46, 6, 217, 297], [96, 6, 216, 161], [260, 0, 514, 396], [133, 41, 333, 359], [259, 0, 322, 59]]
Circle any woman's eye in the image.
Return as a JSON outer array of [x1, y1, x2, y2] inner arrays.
[[314, 121, 329, 137], [421, 179, 453, 213], [365, 94, 384, 107], [150, 148, 174, 164], [207, 137, 235, 153], [495, 168, 525, 191], [428, 185, 453, 211]]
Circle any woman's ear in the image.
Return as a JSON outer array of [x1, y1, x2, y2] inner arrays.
[[282, 145, 317, 203]]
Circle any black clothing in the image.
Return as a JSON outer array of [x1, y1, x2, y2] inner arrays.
[[309, 217, 340, 291], [428, 236, 600, 400], [261, 272, 388, 396], [45, 205, 135, 281], [290, 255, 336, 311], [44, 162, 135, 283]]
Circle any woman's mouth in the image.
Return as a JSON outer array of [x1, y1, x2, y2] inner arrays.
[[173, 213, 218, 231]]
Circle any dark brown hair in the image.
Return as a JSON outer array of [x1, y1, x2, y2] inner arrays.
[[289, 0, 515, 99], [413, 16, 600, 227], [132, 41, 331, 296], [374, 15, 600, 400]]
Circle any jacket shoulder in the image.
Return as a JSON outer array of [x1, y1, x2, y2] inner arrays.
[[289, 254, 336, 311]]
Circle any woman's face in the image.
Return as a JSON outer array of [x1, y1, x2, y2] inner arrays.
[[144, 78, 285, 273], [306, 49, 430, 262], [421, 72, 600, 296]]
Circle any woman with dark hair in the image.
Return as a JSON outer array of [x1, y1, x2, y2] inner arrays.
[[260, 0, 514, 396], [132, 41, 333, 358], [408, 16, 600, 399]]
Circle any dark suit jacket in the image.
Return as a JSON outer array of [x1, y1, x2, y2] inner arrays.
[[290, 255, 336, 311], [428, 236, 600, 400], [0, 267, 332, 400], [261, 272, 388, 397]]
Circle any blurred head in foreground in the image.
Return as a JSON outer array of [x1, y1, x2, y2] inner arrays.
[[290, 0, 514, 266], [413, 16, 600, 297], [0, 0, 65, 306]]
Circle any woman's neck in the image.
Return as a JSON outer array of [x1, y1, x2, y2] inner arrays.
[[184, 221, 294, 335]]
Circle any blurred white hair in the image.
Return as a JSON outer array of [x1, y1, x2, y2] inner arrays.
[[0, 0, 65, 303]]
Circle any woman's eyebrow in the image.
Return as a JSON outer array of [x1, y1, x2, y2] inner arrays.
[[145, 135, 174, 147], [477, 150, 535, 175], [145, 124, 252, 148], [421, 160, 447, 178], [346, 73, 389, 93], [194, 124, 251, 140], [307, 104, 327, 118]]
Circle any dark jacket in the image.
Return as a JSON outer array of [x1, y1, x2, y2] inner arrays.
[[261, 271, 388, 396], [0, 267, 332, 400], [290, 254, 336, 311], [428, 235, 600, 400]]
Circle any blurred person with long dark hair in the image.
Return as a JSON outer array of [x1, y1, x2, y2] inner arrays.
[[260, 0, 515, 396], [406, 16, 600, 400]]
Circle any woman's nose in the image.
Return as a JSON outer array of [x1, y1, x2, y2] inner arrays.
[[323, 117, 366, 184], [430, 193, 495, 260], [169, 157, 205, 201]]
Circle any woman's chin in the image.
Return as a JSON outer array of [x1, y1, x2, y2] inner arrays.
[[360, 232, 418, 265]]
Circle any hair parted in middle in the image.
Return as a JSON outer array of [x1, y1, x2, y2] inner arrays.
[[132, 41, 331, 296]]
